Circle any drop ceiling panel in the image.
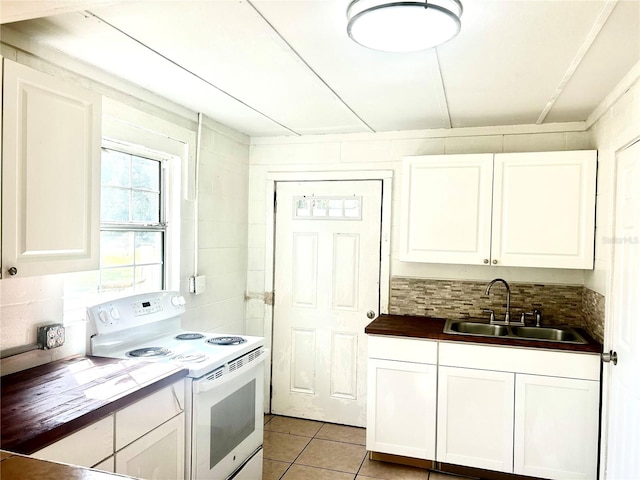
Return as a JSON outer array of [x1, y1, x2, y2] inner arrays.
[[253, 0, 452, 131], [90, 1, 369, 135], [545, 0, 640, 123], [5, 13, 293, 136], [439, 0, 609, 127]]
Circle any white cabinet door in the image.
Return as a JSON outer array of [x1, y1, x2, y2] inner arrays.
[[514, 374, 599, 480], [492, 150, 596, 269], [437, 366, 514, 472], [115, 413, 185, 480], [366, 358, 437, 460], [400, 154, 494, 265], [1, 59, 101, 278]]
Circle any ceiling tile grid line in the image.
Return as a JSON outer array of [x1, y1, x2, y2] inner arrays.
[[434, 48, 453, 129], [246, 0, 375, 133], [84, 9, 301, 137], [536, 0, 619, 125]]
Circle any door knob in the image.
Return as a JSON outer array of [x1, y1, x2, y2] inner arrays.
[[366, 310, 376, 319], [601, 350, 618, 365]]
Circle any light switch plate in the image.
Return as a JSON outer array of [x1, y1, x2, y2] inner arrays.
[[37, 324, 65, 349]]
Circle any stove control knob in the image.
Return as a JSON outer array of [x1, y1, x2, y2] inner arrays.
[[110, 308, 120, 320], [171, 295, 185, 307], [99, 310, 112, 324]]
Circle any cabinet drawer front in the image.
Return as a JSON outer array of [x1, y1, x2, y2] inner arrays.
[[368, 335, 437, 363], [116, 380, 185, 450], [439, 342, 600, 380], [32, 415, 113, 468]]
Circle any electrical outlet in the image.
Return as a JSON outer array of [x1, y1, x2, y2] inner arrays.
[[189, 275, 206, 295], [37, 324, 65, 350]]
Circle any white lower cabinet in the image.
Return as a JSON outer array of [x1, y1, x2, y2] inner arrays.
[[436, 366, 514, 472], [366, 335, 437, 460], [367, 337, 601, 480], [514, 374, 600, 479], [436, 342, 600, 480], [30, 380, 185, 479]]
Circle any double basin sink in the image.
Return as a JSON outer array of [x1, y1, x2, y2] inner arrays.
[[444, 319, 588, 344]]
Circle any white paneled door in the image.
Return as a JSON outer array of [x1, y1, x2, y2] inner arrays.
[[604, 140, 640, 479], [271, 180, 382, 427]]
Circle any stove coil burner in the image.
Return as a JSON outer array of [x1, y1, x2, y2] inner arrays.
[[175, 333, 206, 341], [126, 347, 172, 358], [172, 353, 208, 364], [207, 336, 247, 346]]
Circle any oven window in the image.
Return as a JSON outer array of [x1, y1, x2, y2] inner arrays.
[[209, 380, 256, 468]]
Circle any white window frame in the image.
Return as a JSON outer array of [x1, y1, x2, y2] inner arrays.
[[101, 138, 181, 292]]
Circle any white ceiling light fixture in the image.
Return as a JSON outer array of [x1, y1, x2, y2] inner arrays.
[[347, 0, 463, 53]]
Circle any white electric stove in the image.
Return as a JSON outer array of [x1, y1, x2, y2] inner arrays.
[[87, 291, 266, 480]]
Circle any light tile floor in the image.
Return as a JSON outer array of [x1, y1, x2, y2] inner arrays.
[[263, 415, 474, 480]]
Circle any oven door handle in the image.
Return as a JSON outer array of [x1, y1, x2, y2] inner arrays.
[[194, 349, 268, 394]]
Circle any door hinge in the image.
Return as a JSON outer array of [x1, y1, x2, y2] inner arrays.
[[265, 291, 274, 306], [273, 190, 277, 213]]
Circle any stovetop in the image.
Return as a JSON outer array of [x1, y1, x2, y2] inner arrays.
[[87, 291, 264, 379]]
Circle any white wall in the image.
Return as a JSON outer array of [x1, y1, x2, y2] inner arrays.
[[246, 125, 592, 336], [585, 73, 640, 296], [0, 40, 250, 374]]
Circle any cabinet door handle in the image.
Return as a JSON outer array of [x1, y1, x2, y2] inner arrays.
[[492, 259, 498, 265], [8, 267, 18, 276], [483, 259, 489, 264]]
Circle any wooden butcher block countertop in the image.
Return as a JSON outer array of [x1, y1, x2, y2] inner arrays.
[[0, 355, 187, 455], [365, 314, 602, 353], [0, 451, 136, 480]]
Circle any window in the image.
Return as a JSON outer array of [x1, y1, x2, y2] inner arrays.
[[99, 147, 166, 293]]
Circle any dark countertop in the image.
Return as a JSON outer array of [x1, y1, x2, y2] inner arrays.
[[0, 355, 188, 455], [0, 451, 136, 480], [365, 314, 602, 354]]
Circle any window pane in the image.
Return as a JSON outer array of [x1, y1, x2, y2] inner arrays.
[[135, 232, 163, 264], [344, 199, 361, 218], [132, 191, 160, 223], [101, 267, 134, 293], [132, 156, 160, 191], [295, 198, 311, 217], [102, 149, 130, 187], [312, 199, 328, 217], [101, 186, 130, 222], [135, 265, 163, 292], [101, 231, 134, 267], [328, 199, 343, 217]]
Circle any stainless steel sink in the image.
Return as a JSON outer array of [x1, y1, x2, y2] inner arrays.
[[509, 326, 586, 343], [443, 319, 588, 344], [447, 321, 509, 337]]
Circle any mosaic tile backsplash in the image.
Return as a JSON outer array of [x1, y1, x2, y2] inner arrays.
[[389, 277, 605, 343]]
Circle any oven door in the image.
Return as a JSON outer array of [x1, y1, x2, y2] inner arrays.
[[192, 350, 266, 480]]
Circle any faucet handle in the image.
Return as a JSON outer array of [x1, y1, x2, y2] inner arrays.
[[520, 311, 535, 325], [533, 309, 542, 327], [483, 309, 496, 323]]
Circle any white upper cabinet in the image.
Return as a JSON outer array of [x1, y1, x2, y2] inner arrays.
[[1, 59, 101, 278], [400, 150, 597, 269], [492, 151, 596, 269], [400, 154, 494, 265]]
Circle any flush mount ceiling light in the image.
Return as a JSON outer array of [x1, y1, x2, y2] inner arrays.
[[346, 0, 463, 53]]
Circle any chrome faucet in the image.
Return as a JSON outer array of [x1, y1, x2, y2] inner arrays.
[[485, 278, 511, 324]]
